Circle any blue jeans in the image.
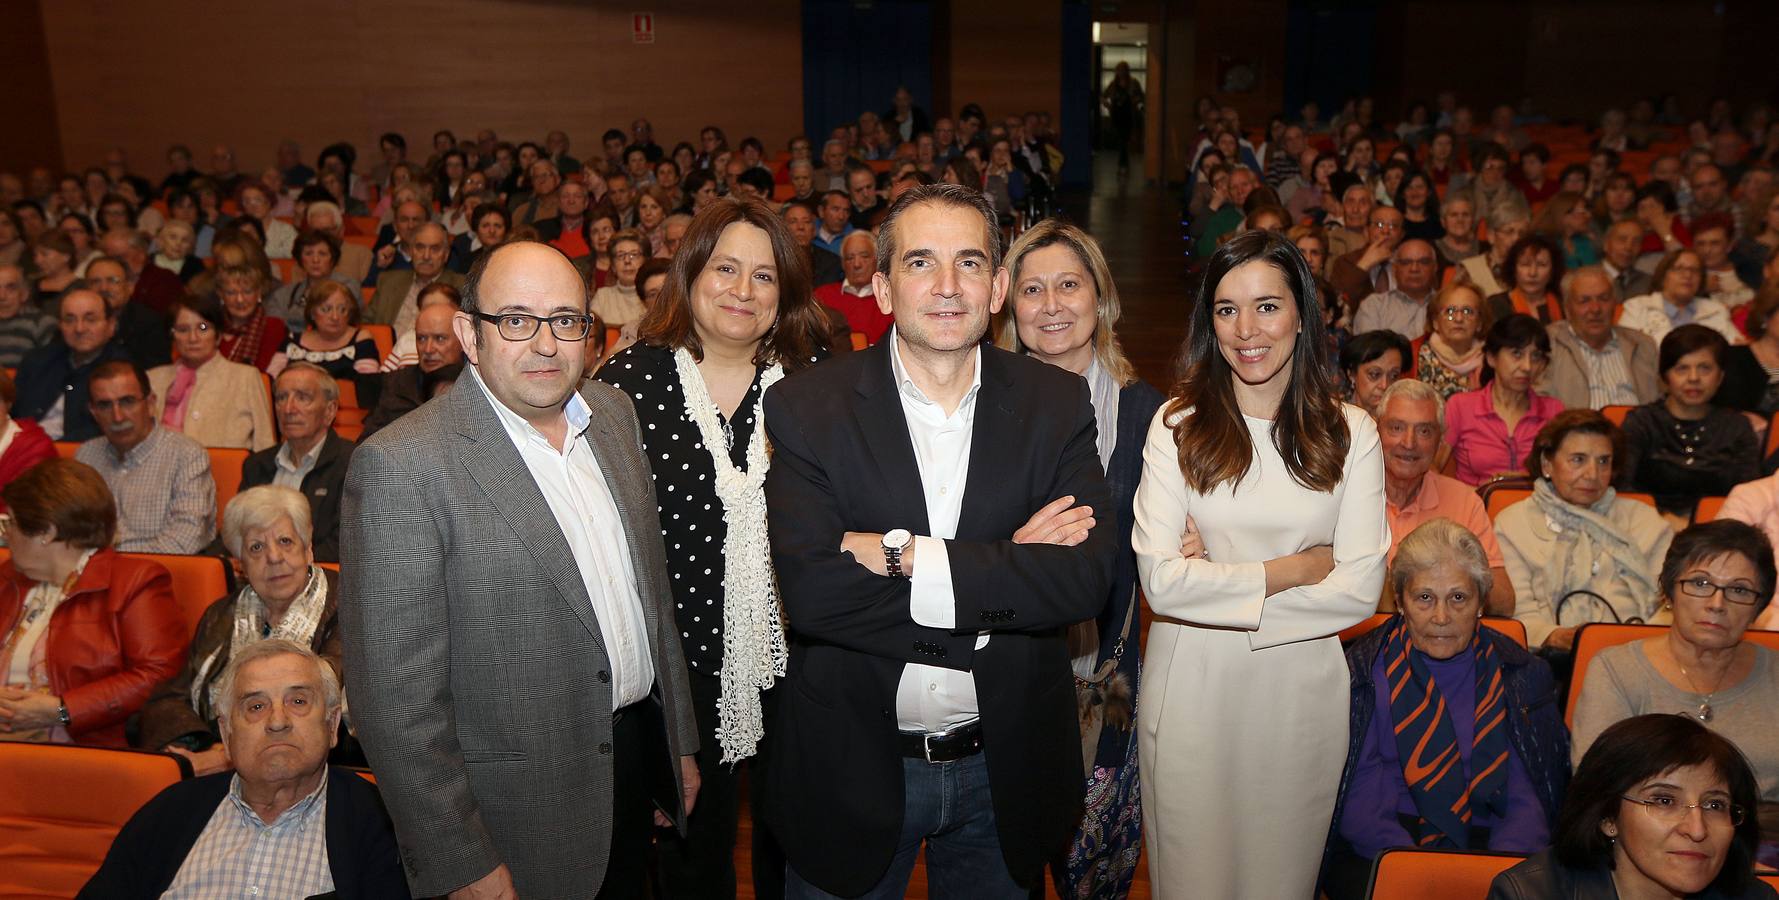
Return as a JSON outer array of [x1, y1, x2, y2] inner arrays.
[[784, 752, 1027, 899]]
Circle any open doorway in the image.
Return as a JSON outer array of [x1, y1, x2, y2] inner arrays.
[[1093, 21, 1149, 174]]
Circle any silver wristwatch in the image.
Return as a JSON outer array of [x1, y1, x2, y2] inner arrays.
[[882, 529, 913, 579]]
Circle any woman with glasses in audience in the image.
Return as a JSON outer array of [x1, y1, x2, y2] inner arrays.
[[595, 196, 829, 897], [1413, 283, 1491, 400], [1571, 521, 1779, 844], [1592, 172, 1639, 234], [1486, 235, 1566, 326], [1133, 230, 1389, 898], [211, 264, 287, 372], [148, 295, 276, 451], [270, 280, 382, 407], [1324, 520, 1567, 899], [0, 459, 185, 746], [1443, 314, 1563, 485], [993, 219, 1162, 898], [266, 230, 360, 333], [1619, 325, 1760, 525], [1496, 410, 1673, 653], [135, 485, 346, 775], [1622, 248, 1743, 346], [1490, 714, 1775, 899], [591, 228, 648, 329]]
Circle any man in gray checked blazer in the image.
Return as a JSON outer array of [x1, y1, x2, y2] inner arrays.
[[340, 241, 699, 899]]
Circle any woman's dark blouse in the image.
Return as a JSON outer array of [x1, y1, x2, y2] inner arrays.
[[594, 342, 764, 674], [1617, 401, 1761, 516]]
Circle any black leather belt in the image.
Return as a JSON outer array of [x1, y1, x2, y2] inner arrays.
[[897, 720, 984, 763]]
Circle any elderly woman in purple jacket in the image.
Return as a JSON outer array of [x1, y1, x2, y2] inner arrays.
[[1321, 519, 1571, 899]]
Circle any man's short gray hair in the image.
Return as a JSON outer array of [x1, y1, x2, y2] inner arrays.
[[278, 361, 339, 403], [874, 182, 1002, 276], [221, 484, 314, 557], [1377, 377, 1446, 431], [1389, 518, 1493, 603], [789, 159, 813, 173], [214, 638, 342, 721]]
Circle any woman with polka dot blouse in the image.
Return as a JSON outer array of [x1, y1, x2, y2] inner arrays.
[[594, 196, 833, 897]]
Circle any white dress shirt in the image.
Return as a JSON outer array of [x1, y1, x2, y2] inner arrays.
[[888, 335, 988, 733], [469, 366, 655, 709], [272, 438, 325, 489]]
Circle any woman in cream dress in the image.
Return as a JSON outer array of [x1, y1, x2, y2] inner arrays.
[[1133, 230, 1389, 897]]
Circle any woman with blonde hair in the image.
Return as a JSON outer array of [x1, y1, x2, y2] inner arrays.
[[995, 218, 1162, 897]]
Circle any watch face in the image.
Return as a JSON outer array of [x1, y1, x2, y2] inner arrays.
[[884, 528, 912, 550]]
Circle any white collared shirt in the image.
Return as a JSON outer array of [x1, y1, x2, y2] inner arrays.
[[272, 438, 325, 490], [841, 281, 873, 298], [468, 366, 655, 708], [163, 770, 332, 899], [888, 332, 988, 732]]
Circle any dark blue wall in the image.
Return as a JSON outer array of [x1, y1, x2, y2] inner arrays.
[[801, 0, 935, 143]]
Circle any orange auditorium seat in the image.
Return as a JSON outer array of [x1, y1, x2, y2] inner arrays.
[[208, 447, 249, 528], [127, 552, 231, 638], [1600, 404, 1634, 426], [0, 744, 189, 897], [1366, 848, 1525, 900], [851, 332, 868, 351], [1566, 623, 1779, 727], [270, 258, 296, 284], [334, 379, 360, 410], [1485, 488, 1533, 521], [53, 441, 80, 459], [1693, 496, 1727, 523], [345, 215, 380, 237]]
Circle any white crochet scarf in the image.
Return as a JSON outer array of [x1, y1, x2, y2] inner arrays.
[[194, 566, 328, 716], [673, 347, 787, 763]]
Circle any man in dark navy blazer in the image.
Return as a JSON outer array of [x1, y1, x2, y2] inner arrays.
[[762, 184, 1116, 897]]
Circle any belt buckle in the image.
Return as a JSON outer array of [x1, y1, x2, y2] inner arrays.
[[923, 732, 939, 764]]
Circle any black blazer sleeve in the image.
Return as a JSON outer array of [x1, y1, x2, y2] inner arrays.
[[939, 374, 1115, 634]]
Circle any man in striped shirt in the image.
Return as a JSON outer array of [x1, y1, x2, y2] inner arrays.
[[82, 641, 407, 898]]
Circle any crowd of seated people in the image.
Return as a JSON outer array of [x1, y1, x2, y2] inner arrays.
[[4, 90, 1779, 897]]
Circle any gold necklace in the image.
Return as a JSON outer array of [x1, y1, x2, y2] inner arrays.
[[1676, 652, 1732, 723]]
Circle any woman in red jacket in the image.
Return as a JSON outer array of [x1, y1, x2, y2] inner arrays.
[[0, 458, 186, 746], [0, 370, 58, 513]]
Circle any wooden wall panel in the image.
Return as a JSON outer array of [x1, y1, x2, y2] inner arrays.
[[945, 1, 1064, 125], [0, 0, 64, 173], [37, 0, 803, 174]]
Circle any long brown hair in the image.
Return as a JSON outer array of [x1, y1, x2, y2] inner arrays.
[[636, 196, 827, 371], [1167, 229, 1348, 493]]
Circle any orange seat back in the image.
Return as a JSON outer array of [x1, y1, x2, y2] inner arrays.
[[1366, 848, 1525, 900], [1694, 496, 1727, 523], [1600, 405, 1634, 426], [1486, 488, 1533, 521], [207, 448, 249, 529], [334, 378, 360, 410], [0, 744, 188, 897], [1568, 622, 1779, 727], [126, 553, 230, 639], [53, 441, 79, 460], [270, 258, 296, 284], [851, 332, 868, 351]]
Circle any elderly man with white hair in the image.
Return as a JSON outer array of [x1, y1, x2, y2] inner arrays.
[[813, 229, 891, 346], [134, 484, 346, 771], [87, 639, 406, 898], [241, 363, 355, 561], [1376, 378, 1515, 615]]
